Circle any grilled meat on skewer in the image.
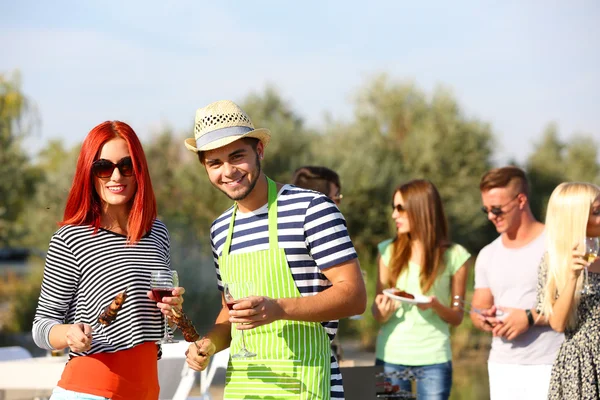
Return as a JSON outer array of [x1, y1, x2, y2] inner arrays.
[[170, 308, 200, 342], [98, 287, 128, 326]]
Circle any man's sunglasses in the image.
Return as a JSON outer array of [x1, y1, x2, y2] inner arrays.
[[91, 157, 134, 178], [481, 194, 520, 217], [392, 203, 406, 213]]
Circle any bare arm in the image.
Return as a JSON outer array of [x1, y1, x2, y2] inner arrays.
[[48, 324, 91, 352], [422, 259, 471, 326], [230, 258, 366, 328], [547, 279, 578, 333], [547, 249, 588, 332], [371, 255, 399, 323], [186, 292, 233, 372], [204, 294, 234, 352], [188, 259, 366, 371], [280, 258, 366, 321], [470, 288, 495, 332]]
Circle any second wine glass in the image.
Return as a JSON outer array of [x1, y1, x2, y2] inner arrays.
[[224, 282, 257, 359], [151, 270, 179, 344]]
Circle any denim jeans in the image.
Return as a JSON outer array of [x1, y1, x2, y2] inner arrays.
[[50, 387, 110, 400], [375, 359, 453, 400]]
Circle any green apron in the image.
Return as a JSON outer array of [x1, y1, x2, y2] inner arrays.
[[219, 178, 331, 400]]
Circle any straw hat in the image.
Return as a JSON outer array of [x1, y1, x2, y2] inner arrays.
[[184, 100, 271, 153]]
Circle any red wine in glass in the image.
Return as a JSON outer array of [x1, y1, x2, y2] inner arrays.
[[150, 270, 179, 344], [151, 288, 174, 302], [224, 282, 256, 358]]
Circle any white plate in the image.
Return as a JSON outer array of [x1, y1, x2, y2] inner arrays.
[[383, 288, 431, 305]]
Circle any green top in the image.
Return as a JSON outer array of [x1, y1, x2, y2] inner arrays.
[[375, 239, 471, 365]]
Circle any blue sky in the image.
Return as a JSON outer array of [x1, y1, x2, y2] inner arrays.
[[1, 0, 598, 164]]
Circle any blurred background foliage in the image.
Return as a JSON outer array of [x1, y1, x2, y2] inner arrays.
[[1, 70, 599, 398]]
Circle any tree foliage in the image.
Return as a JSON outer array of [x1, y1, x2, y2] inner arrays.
[[526, 123, 600, 220], [2, 72, 599, 348], [0, 71, 42, 246]]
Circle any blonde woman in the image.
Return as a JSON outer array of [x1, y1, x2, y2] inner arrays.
[[372, 179, 471, 400], [536, 182, 600, 399]]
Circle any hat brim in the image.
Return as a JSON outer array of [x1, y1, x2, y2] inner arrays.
[[184, 128, 271, 153]]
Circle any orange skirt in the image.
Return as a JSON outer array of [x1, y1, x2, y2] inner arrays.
[[58, 342, 159, 400]]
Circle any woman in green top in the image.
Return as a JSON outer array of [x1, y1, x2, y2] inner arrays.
[[372, 180, 471, 400]]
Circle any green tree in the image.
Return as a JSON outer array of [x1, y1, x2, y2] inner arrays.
[[327, 75, 495, 256], [0, 71, 41, 246], [563, 135, 600, 184], [18, 140, 79, 249], [527, 123, 600, 220], [319, 75, 496, 348], [241, 86, 317, 182]]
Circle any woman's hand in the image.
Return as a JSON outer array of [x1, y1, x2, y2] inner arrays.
[[148, 286, 186, 318], [65, 323, 93, 353], [372, 293, 399, 323], [570, 248, 589, 280]]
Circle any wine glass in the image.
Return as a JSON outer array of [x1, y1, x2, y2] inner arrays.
[[151, 270, 179, 344], [582, 237, 599, 295], [224, 282, 256, 359]]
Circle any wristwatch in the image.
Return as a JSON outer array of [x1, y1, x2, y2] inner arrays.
[[525, 309, 535, 327]]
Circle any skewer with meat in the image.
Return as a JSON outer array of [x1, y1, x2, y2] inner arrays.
[[170, 307, 200, 342], [98, 287, 128, 326]]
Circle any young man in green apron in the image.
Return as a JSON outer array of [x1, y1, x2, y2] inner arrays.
[[183, 100, 367, 399]]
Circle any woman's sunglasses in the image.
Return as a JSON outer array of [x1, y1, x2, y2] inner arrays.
[[391, 203, 406, 213], [91, 157, 134, 179]]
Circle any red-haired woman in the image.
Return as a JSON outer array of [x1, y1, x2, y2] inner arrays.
[[32, 121, 184, 400], [372, 179, 471, 400]]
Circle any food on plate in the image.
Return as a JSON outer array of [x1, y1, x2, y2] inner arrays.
[[98, 288, 128, 326], [390, 289, 415, 300], [170, 307, 200, 342]]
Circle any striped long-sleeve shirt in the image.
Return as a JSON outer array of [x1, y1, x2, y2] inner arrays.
[[210, 184, 358, 399], [32, 220, 171, 357]]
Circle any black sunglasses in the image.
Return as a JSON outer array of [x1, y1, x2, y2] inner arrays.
[[392, 203, 406, 213], [92, 157, 134, 178], [481, 194, 520, 217]]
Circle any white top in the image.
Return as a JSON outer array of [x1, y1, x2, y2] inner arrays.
[[474, 230, 563, 364]]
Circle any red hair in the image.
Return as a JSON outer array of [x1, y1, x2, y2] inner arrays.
[[61, 121, 157, 244]]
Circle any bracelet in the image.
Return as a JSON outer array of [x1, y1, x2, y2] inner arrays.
[[525, 309, 534, 327]]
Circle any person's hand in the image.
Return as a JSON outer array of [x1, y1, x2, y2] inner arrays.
[[147, 286, 186, 318], [374, 293, 400, 322], [492, 307, 528, 340], [186, 337, 216, 371], [228, 296, 284, 329], [417, 296, 437, 311], [474, 305, 501, 332], [570, 248, 589, 280], [66, 323, 93, 352]]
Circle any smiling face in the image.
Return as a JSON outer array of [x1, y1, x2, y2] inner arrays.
[[94, 138, 137, 215], [587, 195, 600, 237], [203, 139, 264, 202], [392, 191, 410, 234], [481, 187, 523, 234]]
